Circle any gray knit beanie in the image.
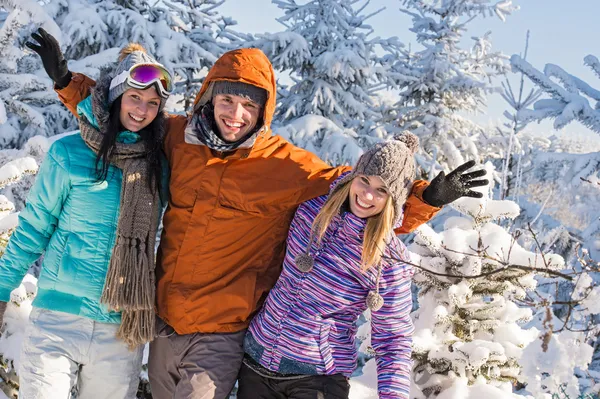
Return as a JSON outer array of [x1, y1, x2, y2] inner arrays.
[[108, 43, 172, 109], [332, 132, 419, 224], [212, 80, 268, 108]]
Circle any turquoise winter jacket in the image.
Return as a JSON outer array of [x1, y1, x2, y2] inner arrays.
[[0, 96, 167, 323]]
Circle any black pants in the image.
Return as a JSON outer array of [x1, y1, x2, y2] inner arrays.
[[237, 362, 350, 399]]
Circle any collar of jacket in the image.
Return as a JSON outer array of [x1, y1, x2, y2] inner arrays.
[[183, 115, 273, 159], [336, 210, 367, 241]]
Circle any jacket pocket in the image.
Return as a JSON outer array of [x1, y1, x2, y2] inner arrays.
[[319, 322, 337, 374], [56, 234, 81, 285], [177, 190, 199, 240], [171, 189, 199, 268], [39, 231, 70, 291], [170, 181, 197, 209]]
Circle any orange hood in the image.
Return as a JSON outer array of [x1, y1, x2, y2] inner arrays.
[[193, 48, 277, 128]]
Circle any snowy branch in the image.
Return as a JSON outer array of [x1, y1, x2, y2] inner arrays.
[[511, 54, 600, 132]]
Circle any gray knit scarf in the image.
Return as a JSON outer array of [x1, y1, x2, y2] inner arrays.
[[80, 72, 162, 348], [191, 103, 260, 151]]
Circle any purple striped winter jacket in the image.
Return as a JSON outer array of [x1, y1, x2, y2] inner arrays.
[[246, 175, 415, 399]]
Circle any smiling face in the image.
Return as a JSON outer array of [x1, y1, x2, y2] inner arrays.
[[119, 87, 161, 132], [348, 174, 390, 219], [212, 93, 262, 142]]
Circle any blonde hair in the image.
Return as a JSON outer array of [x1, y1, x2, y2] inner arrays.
[[312, 178, 396, 271]]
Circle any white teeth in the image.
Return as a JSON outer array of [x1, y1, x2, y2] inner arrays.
[[356, 197, 373, 209], [129, 113, 144, 122], [224, 120, 243, 128]]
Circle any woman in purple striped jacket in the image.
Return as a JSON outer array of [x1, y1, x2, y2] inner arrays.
[[238, 132, 423, 399]]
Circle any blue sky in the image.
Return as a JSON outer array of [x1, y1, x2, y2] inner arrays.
[[220, 0, 599, 139]]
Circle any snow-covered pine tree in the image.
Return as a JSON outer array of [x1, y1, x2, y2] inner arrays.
[[0, 0, 243, 150], [495, 31, 540, 200], [391, 0, 518, 174], [256, 0, 405, 165], [270, 0, 382, 127], [45, 0, 244, 112], [0, 0, 73, 149], [0, 143, 39, 397], [409, 163, 564, 398], [511, 54, 600, 388], [274, 114, 364, 166], [150, 0, 247, 109], [511, 54, 600, 259], [511, 54, 600, 132]]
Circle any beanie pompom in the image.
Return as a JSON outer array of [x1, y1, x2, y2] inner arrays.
[[395, 132, 419, 154], [119, 43, 147, 62]]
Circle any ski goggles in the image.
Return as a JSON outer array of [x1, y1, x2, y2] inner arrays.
[[110, 63, 173, 98]]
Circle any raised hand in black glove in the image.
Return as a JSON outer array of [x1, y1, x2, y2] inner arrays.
[[422, 160, 489, 207], [25, 28, 72, 89]]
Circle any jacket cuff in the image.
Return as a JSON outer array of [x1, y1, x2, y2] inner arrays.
[[54, 72, 93, 104], [411, 180, 442, 211]]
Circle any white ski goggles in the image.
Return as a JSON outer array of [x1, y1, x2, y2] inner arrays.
[[110, 63, 173, 98]]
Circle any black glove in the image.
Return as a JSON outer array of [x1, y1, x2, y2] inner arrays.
[[422, 160, 489, 207], [25, 28, 72, 89]]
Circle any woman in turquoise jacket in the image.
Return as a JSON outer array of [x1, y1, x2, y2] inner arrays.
[[0, 34, 173, 398]]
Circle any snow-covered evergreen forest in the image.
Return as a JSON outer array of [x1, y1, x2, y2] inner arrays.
[[1, 0, 599, 398]]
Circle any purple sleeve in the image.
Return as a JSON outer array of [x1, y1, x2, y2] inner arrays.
[[370, 256, 415, 399]]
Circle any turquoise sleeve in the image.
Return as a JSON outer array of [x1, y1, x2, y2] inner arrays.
[[0, 141, 70, 301]]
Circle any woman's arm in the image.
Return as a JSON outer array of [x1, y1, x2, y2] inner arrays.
[[394, 160, 489, 235], [25, 28, 96, 118], [55, 73, 97, 117], [395, 180, 441, 235], [0, 141, 71, 301], [26, 28, 96, 117], [370, 262, 415, 399]]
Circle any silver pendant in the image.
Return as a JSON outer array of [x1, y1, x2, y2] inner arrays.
[[295, 253, 314, 273]]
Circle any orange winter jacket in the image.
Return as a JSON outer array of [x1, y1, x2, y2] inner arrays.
[[56, 49, 440, 334]]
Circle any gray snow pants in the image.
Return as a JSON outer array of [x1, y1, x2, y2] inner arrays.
[[19, 308, 143, 399], [148, 317, 246, 399]]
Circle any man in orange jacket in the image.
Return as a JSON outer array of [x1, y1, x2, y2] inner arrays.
[[28, 29, 487, 399]]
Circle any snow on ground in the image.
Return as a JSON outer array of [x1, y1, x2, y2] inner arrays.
[[437, 377, 531, 399], [349, 358, 378, 399], [0, 274, 37, 373]]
